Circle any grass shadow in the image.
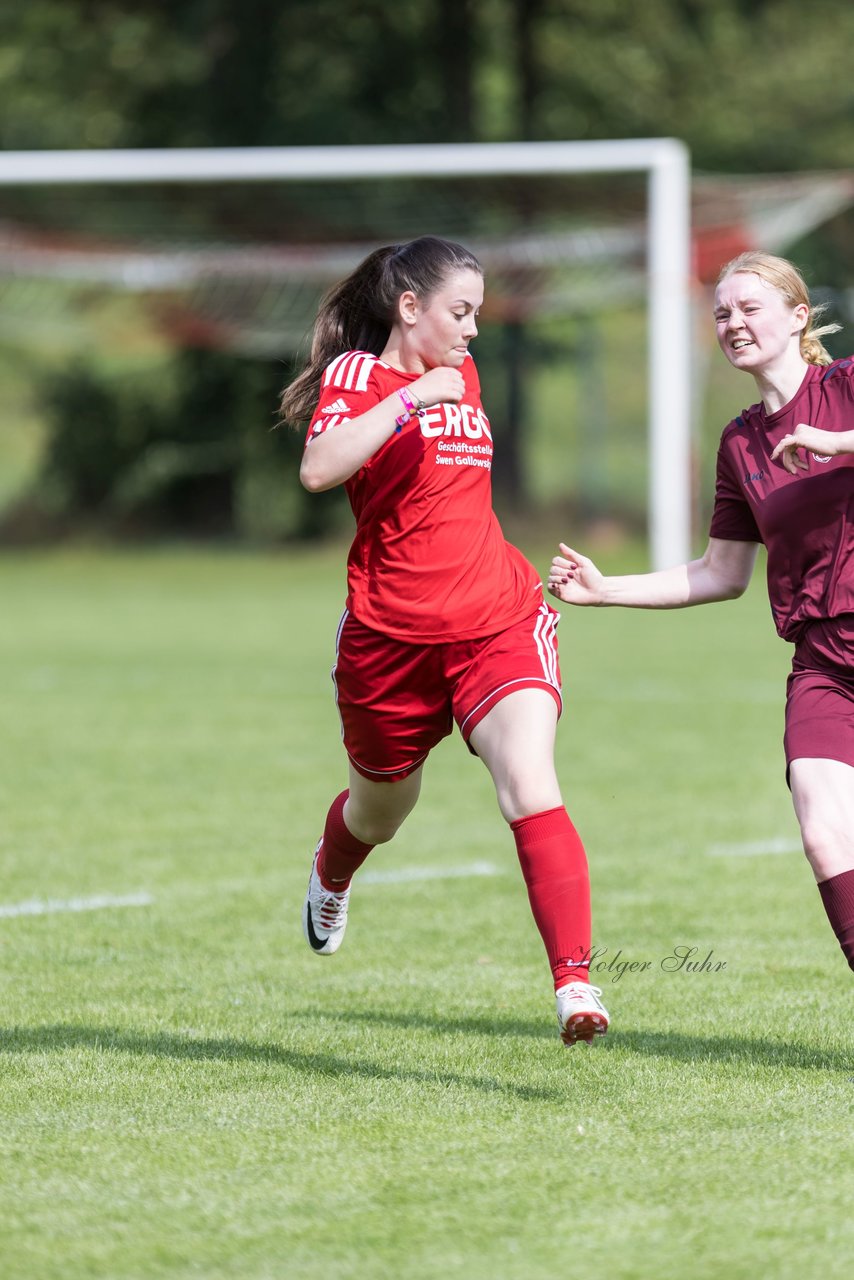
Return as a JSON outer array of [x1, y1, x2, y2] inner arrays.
[[297, 1008, 853, 1073], [3, 1017, 848, 1090], [314, 1007, 554, 1040], [600, 1027, 853, 1073], [0, 1023, 564, 1102]]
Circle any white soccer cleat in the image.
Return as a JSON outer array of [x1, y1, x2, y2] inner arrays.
[[303, 845, 351, 956], [555, 981, 610, 1046]]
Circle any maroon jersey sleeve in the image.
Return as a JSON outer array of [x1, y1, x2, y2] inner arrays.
[[708, 423, 762, 543]]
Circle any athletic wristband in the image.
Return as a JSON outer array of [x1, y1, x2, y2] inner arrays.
[[395, 387, 419, 432]]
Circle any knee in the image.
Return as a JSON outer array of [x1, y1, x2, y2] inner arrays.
[[345, 800, 414, 846], [344, 771, 422, 846], [349, 814, 404, 845], [496, 777, 563, 825], [798, 813, 853, 879]]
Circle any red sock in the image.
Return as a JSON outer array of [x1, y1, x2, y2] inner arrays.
[[510, 806, 592, 991], [315, 791, 374, 891], [818, 868, 854, 972]]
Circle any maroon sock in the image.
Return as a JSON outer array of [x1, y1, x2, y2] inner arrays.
[[315, 791, 374, 891], [510, 806, 592, 991], [817, 868, 854, 972]]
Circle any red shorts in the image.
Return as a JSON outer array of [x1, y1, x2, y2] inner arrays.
[[332, 603, 562, 781], [785, 618, 854, 778]]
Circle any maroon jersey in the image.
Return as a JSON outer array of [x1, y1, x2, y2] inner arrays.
[[709, 357, 854, 641], [306, 351, 542, 642]]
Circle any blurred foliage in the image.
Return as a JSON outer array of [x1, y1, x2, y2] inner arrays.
[[2, 0, 854, 166], [2, 0, 854, 538], [8, 353, 349, 542], [528, 0, 854, 172]]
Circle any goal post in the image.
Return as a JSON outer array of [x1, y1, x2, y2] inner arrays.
[[0, 139, 692, 567]]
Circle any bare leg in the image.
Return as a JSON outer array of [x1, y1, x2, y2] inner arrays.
[[468, 687, 562, 821], [343, 762, 424, 845], [789, 757, 854, 881], [790, 757, 854, 972]]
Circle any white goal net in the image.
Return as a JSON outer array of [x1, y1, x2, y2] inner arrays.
[[0, 141, 692, 564]]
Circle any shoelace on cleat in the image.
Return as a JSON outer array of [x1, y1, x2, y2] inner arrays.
[[314, 886, 348, 928], [562, 984, 604, 1007]]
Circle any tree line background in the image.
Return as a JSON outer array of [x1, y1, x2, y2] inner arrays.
[[2, 0, 854, 542]]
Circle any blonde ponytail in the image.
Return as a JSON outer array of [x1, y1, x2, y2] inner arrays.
[[800, 320, 841, 368]]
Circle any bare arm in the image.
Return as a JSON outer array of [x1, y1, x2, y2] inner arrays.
[[300, 366, 465, 492], [547, 537, 759, 608]]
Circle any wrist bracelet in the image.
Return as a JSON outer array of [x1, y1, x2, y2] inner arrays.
[[395, 387, 418, 431]]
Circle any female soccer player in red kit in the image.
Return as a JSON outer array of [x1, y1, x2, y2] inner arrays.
[[280, 236, 608, 1045], [549, 250, 854, 977]]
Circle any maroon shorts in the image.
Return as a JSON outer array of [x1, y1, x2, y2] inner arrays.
[[332, 604, 562, 781], [785, 617, 854, 777]]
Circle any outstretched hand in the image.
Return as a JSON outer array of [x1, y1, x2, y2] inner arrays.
[[547, 543, 605, 605], [770, 423, 842, 475]]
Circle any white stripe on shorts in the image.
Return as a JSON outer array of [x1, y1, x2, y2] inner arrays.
[[345, 751, 430, 778], [533, 603, 560, 688], [330, 608, 350, 744], [331, 607, 426, 777], [458, 606, 562, 738]]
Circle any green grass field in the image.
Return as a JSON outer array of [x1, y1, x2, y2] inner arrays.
[[1, 544, 851, 1280]]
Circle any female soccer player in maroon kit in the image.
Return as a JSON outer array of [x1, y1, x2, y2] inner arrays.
[[549, 250, 854, 977], [280, 236, 608, 1045]]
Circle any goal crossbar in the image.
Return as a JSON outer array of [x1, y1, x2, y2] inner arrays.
[[0, 140, 692, 567]]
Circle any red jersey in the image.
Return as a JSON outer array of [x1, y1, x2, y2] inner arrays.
[[709, 357, 854, 641], [306, 350, 542, 642]]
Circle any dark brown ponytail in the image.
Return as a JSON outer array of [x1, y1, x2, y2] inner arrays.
[[279, 236, 481, 425]]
